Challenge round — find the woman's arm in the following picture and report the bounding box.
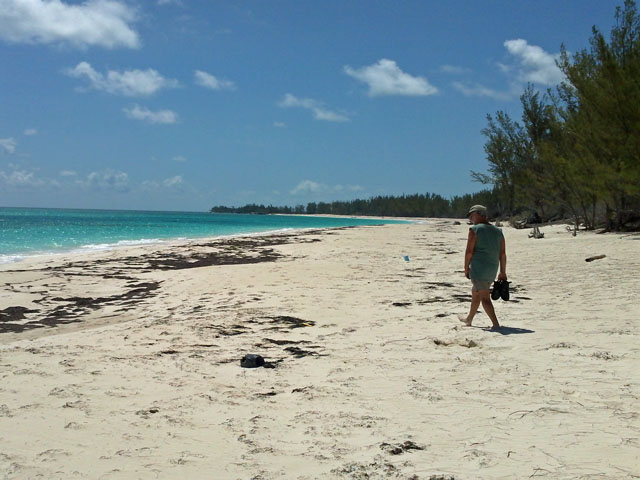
[498,236,507,280]
[464,229,476,279]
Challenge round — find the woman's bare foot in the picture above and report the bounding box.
[458,315,472,326]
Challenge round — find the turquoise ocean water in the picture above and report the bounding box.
[0,207,408,264]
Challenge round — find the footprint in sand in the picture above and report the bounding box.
[37,449,71,461]
[0,404,13,417]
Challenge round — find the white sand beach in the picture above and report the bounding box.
[0,221,638,479]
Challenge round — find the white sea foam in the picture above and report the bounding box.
[79,238,163,251]
[243,228,294,237]
[0,254,27,264]
[0,238,168,264]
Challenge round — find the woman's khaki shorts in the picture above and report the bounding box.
[471,279,492,292]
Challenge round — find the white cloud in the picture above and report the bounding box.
[446,40,562,100]
[123,105,179,124]
[0,137,17,154]
[439,64,470,75]
[290,180,364,196]
[452,81,516,101]
[0,168,44,187]
[278,94,349,122]
[0,0,139,49]
[335,184,364,193]
[59,170,77,177]
[503,39,564,86]
[23,128,38,136]
[142,175,185,191]
[291,180,323,195]
[172,155,187,163]
[344,59,438,97]
[80,169,129,192]
[194,70,235,90]
[273,122,286,128]
[157,0,182,5]
[497,62,511,75]
[65,62,179,96]
[162,175,183,188]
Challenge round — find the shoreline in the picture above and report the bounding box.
[0,221,638,478]
[0,226,311,266]
[0,225,354,343]
[0,210,411,266]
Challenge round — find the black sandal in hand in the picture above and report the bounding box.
[491,280,510,301]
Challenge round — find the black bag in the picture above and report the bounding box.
[241,354,265,368]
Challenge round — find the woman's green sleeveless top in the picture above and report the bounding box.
[470,223,503,281]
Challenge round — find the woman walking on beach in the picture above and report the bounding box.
[461,205,507,329]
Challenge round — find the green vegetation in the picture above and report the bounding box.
[213,2,639,230]
[475,0,640,231]
[211,190,498,218]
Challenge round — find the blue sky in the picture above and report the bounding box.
[0,0,620,211]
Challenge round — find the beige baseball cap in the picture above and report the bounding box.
[467,204,488,216]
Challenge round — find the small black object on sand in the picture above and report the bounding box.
[241,354,265,368]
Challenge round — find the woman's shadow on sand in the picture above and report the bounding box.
[483,326,534,335]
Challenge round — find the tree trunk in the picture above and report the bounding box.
[605,203,613,231]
